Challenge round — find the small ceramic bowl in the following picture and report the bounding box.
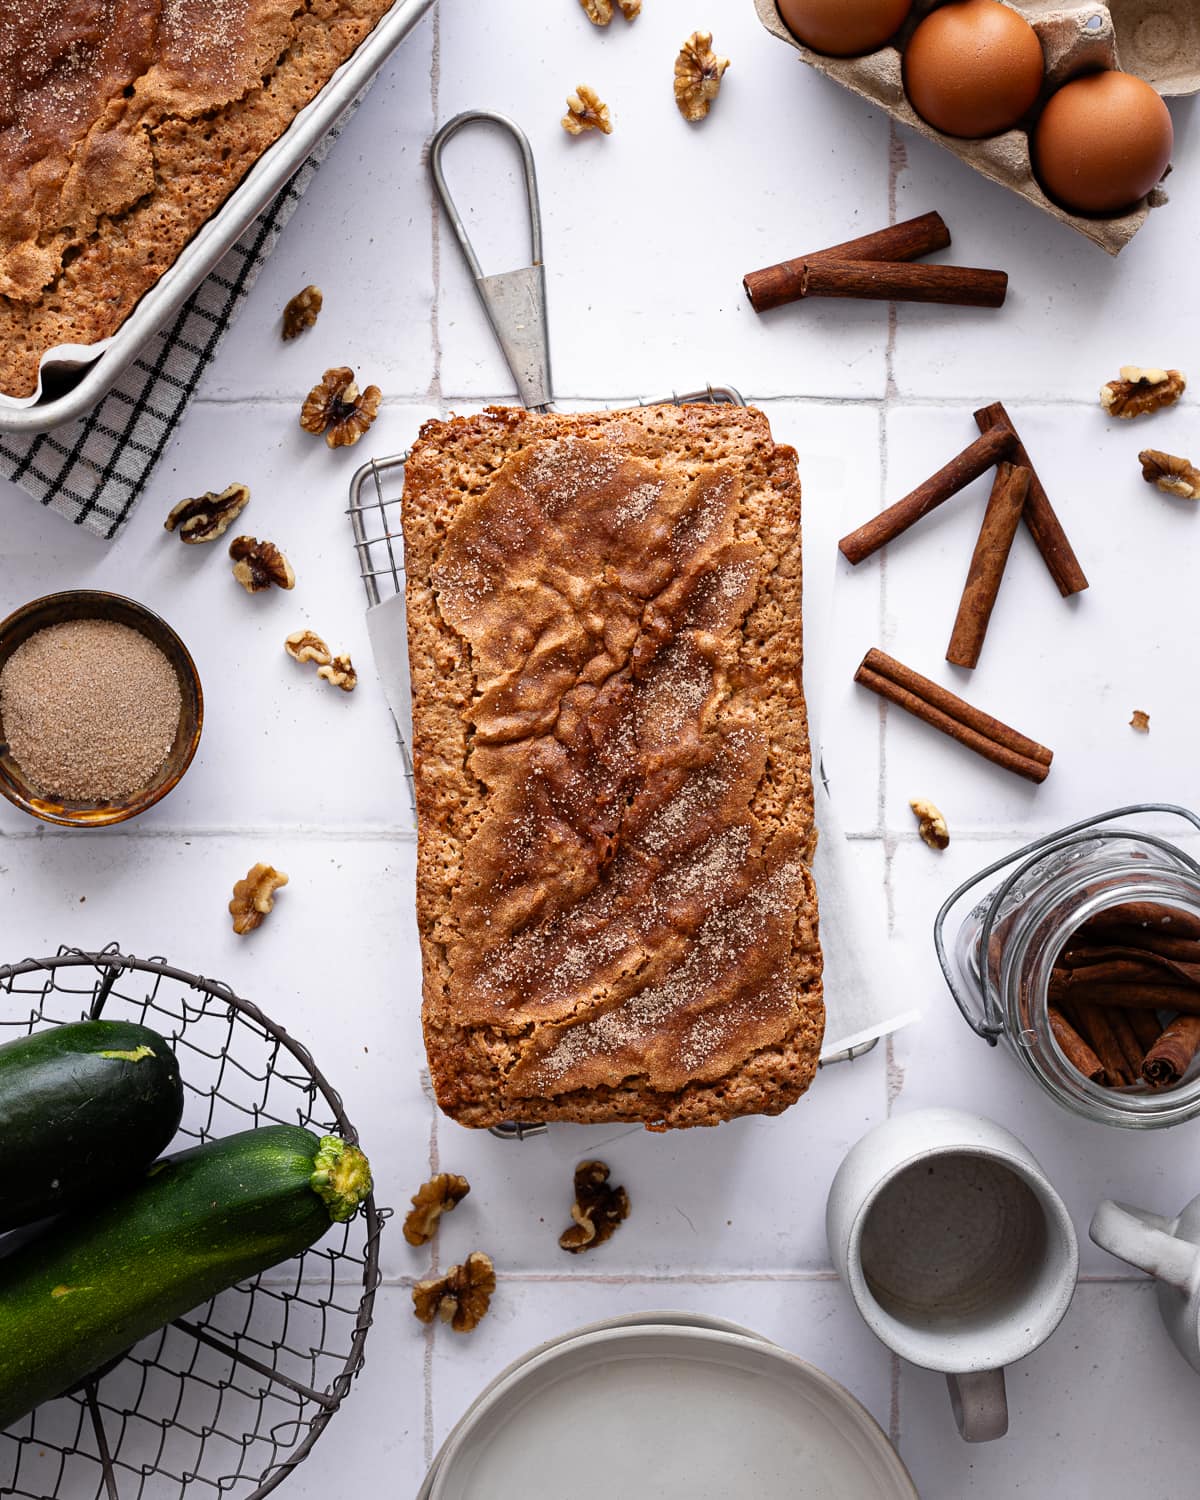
[0,590,203,828]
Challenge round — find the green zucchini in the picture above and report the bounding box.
[0,1019,184,1231]
[0,1124,372,1432]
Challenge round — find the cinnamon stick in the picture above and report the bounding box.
[853,648,1053,782]
[791,259,1007,309]
[1059,946,1200,988]
[1106,1006,1149,1078]
[1074,1003,1135,1086]
[1048,1006,1107,1085]
[974,402,1088,597]
[839,425,1016,565]
[1126,1007,1165,1053]
[1091,929,1200,962]
[946,462,1031,669]
[1081,904,1200,940]
[1142,1015,1200,1087]
[1054,980,1200,1015]
[744,211,951,312]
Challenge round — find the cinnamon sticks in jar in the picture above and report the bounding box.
[1047,903,1200,1091]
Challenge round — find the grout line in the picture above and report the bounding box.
[278,1268,1160,1289]
[422,8,442,1473]
[185,391,1144,410]
[426,0,442,409]
[883,118,904,1463]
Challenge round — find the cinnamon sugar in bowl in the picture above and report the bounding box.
[0,591,202,827]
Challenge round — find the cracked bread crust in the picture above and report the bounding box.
[0,0,394,399]
[403,403,824,1131]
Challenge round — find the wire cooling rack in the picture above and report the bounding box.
[0,947,383,1500]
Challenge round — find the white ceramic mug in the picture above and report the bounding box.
[826,1106,1078,1442]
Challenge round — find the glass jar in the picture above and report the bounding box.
[935,804,1200,1129]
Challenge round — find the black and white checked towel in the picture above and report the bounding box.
[0,111,354,542]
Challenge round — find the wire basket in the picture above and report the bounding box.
[0,947,384,1500]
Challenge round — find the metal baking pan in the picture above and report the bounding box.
[0,0,434,437]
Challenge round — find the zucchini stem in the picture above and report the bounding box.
[310,1135,372,1223]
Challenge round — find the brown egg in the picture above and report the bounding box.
[1035,71,1173,216]
[904,0,1044,139]
[777,0,912,57]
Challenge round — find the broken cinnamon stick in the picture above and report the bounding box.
[1048,1006,1107,1085]
[974,403,1088,597]
[1142,1015,1200,1087]
[839,425,1016,565]
[791,259,1007,309]
[743,211,952,312]
[853,647,1053,783]
[946,462,1031,669]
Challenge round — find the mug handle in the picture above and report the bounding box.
[946,1369,1008,1442]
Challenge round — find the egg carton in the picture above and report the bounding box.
[754,0,1197,254]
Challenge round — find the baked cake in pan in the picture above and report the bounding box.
[0,0,395,399]
[402,403,824,1130]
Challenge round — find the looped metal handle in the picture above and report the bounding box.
[428,110,552,412]
[429,109,544,279]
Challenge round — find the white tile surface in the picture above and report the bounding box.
[3,0,1198,1496]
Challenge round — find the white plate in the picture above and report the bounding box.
[429,1324,917,1500]
[417,1311,770,1500]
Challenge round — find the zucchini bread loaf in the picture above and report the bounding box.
[403,404,824,1130]
[0,0,394,399]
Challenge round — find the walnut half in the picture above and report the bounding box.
[403,1173,471,1246]
[282,285,323,340]
[1101,367,1186,419]
[230,536,295,593]
[229,863,289,935]
[577,0,640,23]
[285,629,333,666]
[412,1251,495,1332]
[300,366,382,448]
[316,653,357,692]
[910,798,949,851]
[559,1160,630,1253]
[164,482,250,544]
[562,84,613,136]
[674,31,730,122]
[1139,448,1200,499]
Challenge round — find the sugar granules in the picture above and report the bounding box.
[0,620,182,801]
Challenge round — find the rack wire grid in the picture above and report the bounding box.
[0,947,384,1500]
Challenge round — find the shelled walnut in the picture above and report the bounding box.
[229,863,289,935]
[282,285,323,340]
[910,798,949,851]
[1139,448,1200,499]
[299,366,381,448]
[578,0,640,22]
[403,1173,471,1246]
[229,536,295,593]
[412,1251,495,1332]
[164,482,250,543]
[562,83,613,135]
[284,629,333,666]
[674,31,729,122]
[1100,367,1186,419]
[1130,709,1151,734]
[316,653,357,692]
[559,1160,630,1253]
